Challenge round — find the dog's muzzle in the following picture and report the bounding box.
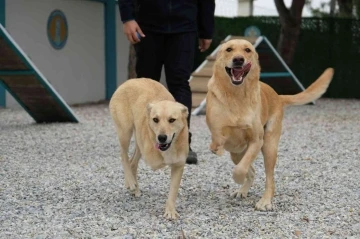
[225,61,252,86]
[155,134,175,151]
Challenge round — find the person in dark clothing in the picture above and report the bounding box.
[118,0,215,165]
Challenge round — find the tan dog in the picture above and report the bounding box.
[109,78,189,219]
[206,39,334,211]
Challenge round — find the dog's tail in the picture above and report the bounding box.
[280,68,334,106]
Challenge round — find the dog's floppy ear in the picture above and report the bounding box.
[147,103,154,114]
[177,103,188,118]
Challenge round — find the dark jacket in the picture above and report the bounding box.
[118,0,215,39]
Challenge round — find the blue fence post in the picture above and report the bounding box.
[0,0,6,107]
[104,0,117,100]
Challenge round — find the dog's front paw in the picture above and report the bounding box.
[230,188,248,199]
[131,188,141,197]
[164,205,179,220]
[255,197,273,211]
[125,178,140,197]
[210,143,224,156]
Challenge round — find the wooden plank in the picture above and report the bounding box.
[0,38,29,71]
[0,75,74,122]
[0,75,40,85]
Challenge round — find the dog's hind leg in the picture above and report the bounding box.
[255,113,283,211]
[111,103,138,196]
[116,126,138,195]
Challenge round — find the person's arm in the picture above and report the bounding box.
[118,0,135,23]
[118,0,145,44]
[197,0,215,39]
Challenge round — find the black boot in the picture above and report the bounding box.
[186,132,198,164]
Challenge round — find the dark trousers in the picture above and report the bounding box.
[134,31,196,128]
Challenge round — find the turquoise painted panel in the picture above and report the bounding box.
[0,0,6,107]
[105,0,117,100]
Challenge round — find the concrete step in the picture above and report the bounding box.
[192,92,206,108]
[190,76,210,93]
[192,69,213,78]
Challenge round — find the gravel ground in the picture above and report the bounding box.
[0,99,359,239]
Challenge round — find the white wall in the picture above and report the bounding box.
[238,1,251,16]
[215,0,238,17]
[5,0,105,108]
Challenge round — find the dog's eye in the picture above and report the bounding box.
[226,47,232,52]
[153,118,159,123]
[245,48,251,53]
[169,118,176,123]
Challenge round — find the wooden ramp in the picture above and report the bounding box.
[0,24,79,123]
[190,35,308,116]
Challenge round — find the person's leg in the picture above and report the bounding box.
[134,31,164,81]
[163,32,198,164]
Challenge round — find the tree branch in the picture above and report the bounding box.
[274,0,290,24]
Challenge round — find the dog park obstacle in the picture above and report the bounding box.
[0,24,79,123]
[190,35,309,116]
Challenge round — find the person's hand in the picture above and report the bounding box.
[123,20,145,44]
[198,39,212,52]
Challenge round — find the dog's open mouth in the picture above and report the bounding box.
[155,142,172,151]
[225,62,252,85]
[155,134,175,152]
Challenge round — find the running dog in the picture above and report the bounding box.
[205,39,334,211]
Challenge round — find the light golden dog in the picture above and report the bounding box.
[206,39,334,211]
[109,78,189,219]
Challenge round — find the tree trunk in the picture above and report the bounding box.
[330,0,336,16]
[337,0,353,17]
[274,0,305,66]
[127,44,137,79]
[356,0,360,18]
[276,25,301,65]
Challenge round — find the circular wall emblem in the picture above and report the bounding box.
[47,10,68,50]
[244,26,261,38]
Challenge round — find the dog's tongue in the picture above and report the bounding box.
[232,68,244,80]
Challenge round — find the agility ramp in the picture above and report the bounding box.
[190,35,309,116]
[0,24,79,123]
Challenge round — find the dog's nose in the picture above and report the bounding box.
[233,57,244,66]
[158,134,167,143]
